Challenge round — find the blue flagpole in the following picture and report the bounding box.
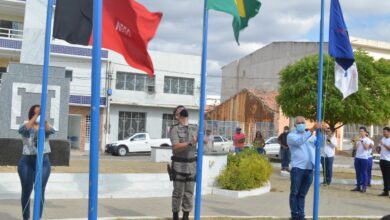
[32,0,54,219]
[194,0,208,219]
[313,0,325,219]
[88,0,102,219]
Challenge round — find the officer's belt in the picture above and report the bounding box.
[171,156,197,163]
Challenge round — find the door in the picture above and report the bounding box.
[68,115,82,149]
[128,133,149,152]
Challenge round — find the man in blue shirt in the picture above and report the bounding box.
[287,116,322,220]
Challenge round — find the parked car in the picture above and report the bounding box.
[105,133,171,156]
[373,153,380,164]
[212,135,233,152]
[264,136,280,158]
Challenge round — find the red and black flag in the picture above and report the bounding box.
[53,0,162,76]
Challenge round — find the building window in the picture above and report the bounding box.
[161,114,175,138]
[0,20,23,38]
[118,111,146,140]
[115,72,154,92]
[164,76,194,95]
[0,67,6,85]
[65,70,73,81]
[85,115,91,143]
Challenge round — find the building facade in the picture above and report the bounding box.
[219,38,390,149]
[106,51,201,144]
[0,0,201,151]
[220,38,390,102]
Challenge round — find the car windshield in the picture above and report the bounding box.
[266,137,278,144]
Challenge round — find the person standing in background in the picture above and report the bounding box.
[233,127,245,153]
[321,127,337,185]
[351,127,371,193]
[253,131,266,155]
[204,129,214,152]
[366,131,375,187]
[378,127,390,196]
[279,126,290,171]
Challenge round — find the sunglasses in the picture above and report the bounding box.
[296,122,305,124]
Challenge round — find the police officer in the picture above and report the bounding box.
[169,105,198,220]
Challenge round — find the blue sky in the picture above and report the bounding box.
[138,0,390,96]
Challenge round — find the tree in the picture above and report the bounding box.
[276,50,390,131]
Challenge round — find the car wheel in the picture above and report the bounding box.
[117,146,128,156]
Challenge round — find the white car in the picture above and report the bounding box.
[373,153,380,164]
[212,135,233,152]
[105,133,171,156]
[264,136,280,158]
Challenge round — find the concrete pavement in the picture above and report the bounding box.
[0,173,388,220]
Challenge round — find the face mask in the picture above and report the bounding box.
[35,115,40,124]
[296,123,306,132]
[284,130,289,133]
[179,109,189,118]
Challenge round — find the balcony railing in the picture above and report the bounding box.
[0,26,109,58]
[0,27,23,39]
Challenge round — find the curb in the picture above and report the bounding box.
[278,171,383,185]
[52,215,384,220]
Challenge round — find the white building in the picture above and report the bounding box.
[0,0,201,151]
[106,51,201,144]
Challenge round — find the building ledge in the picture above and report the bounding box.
[0,37,108,59]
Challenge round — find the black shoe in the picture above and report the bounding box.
[378,192,389,196]
[182,211,189,220]
[361,188,366,193]
[368,184,372,187]
[173,212,179,220]
[350,187,361,192]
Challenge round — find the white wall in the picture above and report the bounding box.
[108,50,201,109]
[109,104,199,142]
[51,56,107,97]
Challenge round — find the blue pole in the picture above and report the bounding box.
[313,0,325,219]
[194,0,208,219]
[32,0,53,219]
[88,0,102,219]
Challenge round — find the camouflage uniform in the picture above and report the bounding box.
[169,123,198,213]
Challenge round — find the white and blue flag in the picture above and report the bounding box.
[329,0,358,99]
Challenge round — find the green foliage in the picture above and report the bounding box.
[217,148,272,190]
[276,50,390,130]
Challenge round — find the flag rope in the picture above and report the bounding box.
[320,56,331,184]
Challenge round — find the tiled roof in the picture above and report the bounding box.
[244,88,279,112]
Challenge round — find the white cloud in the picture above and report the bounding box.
[138,0,390,95]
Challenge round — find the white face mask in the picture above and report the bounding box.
[35,115,40,124]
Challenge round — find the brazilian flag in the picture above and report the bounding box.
[207,0,261,44]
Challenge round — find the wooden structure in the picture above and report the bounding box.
[206,89,288,141]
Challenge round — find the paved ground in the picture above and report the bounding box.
[0,151,388,219]
[0,172,389,220]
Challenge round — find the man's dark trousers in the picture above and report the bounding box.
[290,167,313,220]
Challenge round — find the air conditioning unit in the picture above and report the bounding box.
[147,85,155,93]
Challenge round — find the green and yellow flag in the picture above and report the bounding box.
[206,0,261,44]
